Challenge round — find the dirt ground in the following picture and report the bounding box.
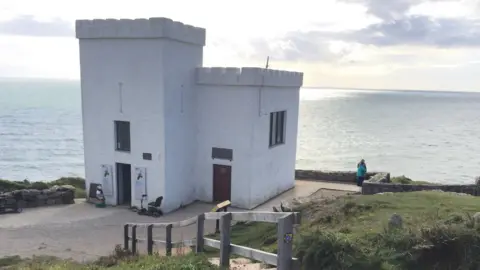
[0,180,359,262]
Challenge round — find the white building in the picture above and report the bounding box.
[76,17,303,213]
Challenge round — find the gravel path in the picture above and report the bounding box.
[0,200,218,262]
[0,180,358,262]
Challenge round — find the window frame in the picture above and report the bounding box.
[114,120,131,152]
[269,110,287,148]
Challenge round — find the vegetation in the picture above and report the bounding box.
[0,177,86,198]
[2,174,477,269]
[214,191,480,270]
[0,245,217,270]
[390,175,432,185]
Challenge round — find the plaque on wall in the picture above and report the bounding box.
[134,167,147,200]
[212,147,233,161]
[101,164,114,196]
[143,153,152,160]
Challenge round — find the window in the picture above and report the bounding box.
[115,121,131,152]
[269,111,286,147]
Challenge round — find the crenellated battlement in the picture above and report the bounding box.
[75,17,206,46]
[196,67,303,87]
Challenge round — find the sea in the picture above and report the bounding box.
[1,79,479,184]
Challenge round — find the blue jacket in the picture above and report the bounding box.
[357,164,367,177]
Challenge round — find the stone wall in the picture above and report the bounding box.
[0,185,75,209]
[295,169,387,184]
[362,182,480,196]
[295,169,479,196]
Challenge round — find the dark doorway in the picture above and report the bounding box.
[213,164,232,202]
[116,163,132,205]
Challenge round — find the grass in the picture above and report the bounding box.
[0,177,86,198]
[0,245,218,270]
[390,175,433,185]
[213,191,480,269]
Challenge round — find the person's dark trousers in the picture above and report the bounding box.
[357,176,365,187]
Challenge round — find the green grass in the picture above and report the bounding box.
[390,175,432,185]
[0,246,218,270]
[0,177,86,198]
[217,191,480,269]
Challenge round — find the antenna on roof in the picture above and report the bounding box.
[265,56,270,69]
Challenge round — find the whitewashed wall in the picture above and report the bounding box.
[79,38,167,207]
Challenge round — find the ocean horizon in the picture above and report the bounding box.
[1,79,479,184]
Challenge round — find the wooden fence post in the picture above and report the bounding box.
[131,225,137,255]
[196,214,205,253]
[166,224,173,256]
[124,224,129,250]
[277,213,294,270]
[219,213,232,268]
[147,224,153,255]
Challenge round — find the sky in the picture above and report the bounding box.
[0,0,480,91]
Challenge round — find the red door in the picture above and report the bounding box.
[213,164,232,202]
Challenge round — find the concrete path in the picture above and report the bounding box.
[255,180,360,211]
[0,180,358,262]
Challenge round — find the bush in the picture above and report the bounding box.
[391,176,414,184]
[50,177,85,190]
[0,177,86,199]
[295,231,381,270]
[391,176,432,185]
[0,179,28,192]
[75,188,87,199]
[30,181,49,190]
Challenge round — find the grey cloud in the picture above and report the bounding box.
[340,0,418,20]
[339,0,455,20]
[344,16,480,47]
[248,0,478,62]
[0,16,74,37]
[248,33,351,62]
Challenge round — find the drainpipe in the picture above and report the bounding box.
[118,82,124,114]
[258,74,265,117]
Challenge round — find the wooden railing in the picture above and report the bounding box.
[124,211,301,270]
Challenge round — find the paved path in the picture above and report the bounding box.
[0,180,358,261]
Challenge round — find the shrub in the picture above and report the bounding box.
[391,176,414,184]
[30,181,49,190]
[0,179,28,192]
[50,177,85,189]
[295,230,383,270]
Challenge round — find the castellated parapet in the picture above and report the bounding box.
[196,67,303,87]
[75,17,206,46]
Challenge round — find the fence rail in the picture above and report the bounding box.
[124,211,301,270]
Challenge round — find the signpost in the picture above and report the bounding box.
[212,200,231,233]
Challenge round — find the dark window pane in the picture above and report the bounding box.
[269,113,274,146]
[115,121,131,151]
[269,110,287,147]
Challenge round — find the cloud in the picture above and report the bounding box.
[247,0,480,62]
[339,0,455,21]
[0,16,74,37]
[248,36,336,62]
[344,16,480,47]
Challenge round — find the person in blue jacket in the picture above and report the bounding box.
[357,159,367,186]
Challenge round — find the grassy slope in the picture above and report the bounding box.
[0,177,86,198]
[221,191,480,269]
[0,249,218,270]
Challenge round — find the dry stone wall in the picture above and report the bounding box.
[0,185,76,209]
[295,169,387,184]
[295,169,479,196]
[362,182,480,195]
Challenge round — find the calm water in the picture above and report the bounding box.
[1,79,479,184]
